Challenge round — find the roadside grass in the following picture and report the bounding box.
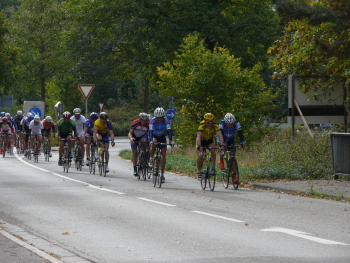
[119,127,343,183]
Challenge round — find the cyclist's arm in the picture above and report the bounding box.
[237,128,245,145]
[128,128,134,141]
[216,130,225,146]
[93,128,98,142]
[72,126,78,138]
[109,129,114,141]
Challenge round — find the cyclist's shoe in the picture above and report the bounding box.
[149,157,153,167]
[31,149,34,154]
[86,158,90,166]
[105,166,110,173]
[232,173,238,183]
[49,152,52,157]
[161,175,165,183]
[197,172,203,180]
[218,159,225,170]
[58,158,63,166]
[82,159,85,166]
[95,152,99,159]
[133,171,138,177]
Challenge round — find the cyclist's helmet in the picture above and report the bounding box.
[45,116,52,122]
[27,114,34,121]
[99,112,108,120]
[0,112,5,117]
[154,107,165,117]
[5,113,11,118]
[17,110,23,116]
[27,112,32,117]
[34,115,40,122]
[148,114,152,121]
[90,112,98,120]
[73,108,81,114]
[224,113,235,124]
[204,113,215,122]
[2,117,8,122]
[139,112,148,120]
[63,111,71,119]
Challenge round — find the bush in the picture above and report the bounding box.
[251,126,334,179]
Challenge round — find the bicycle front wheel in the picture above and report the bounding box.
[232,157,240,190]
[208,171,216,192]
[153,158,159,187]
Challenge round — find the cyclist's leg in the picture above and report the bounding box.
[149,136,158,165]
[30,134,35,153]
[131,138,138,176]
[209,141,217,174]
[95,133,102,158]
[37,134,42,152]
[86,137,91,163]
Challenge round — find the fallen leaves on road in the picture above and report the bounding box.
[61,232,69,235]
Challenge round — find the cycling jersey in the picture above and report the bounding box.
[29,120,43,135]
[197,120,220,141]
[130,119,149,138]
[149,117,172,141]
[0,121,13,134]
[219,120,241,142]
[57,118,76,135]
[14,115,24,131]
[42,119,56,132]
[84,119,95,136]
[94,119,113,135]
[71,115,86,136]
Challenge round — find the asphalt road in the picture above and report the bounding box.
[0,138,349,263]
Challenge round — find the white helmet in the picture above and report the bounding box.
[73,108,81,114]
[34,115,40,122]
[45,116,52,122]
[27,112,32,117]
[5,113,11,118]
[139,112,148,120]
[224,113,235,123]
[154,107,165,117]
[148,114,152,121]
[17,111,23,116]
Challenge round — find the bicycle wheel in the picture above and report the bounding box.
[63,147,69,172]
[99,151,106,176]
[208,169,216,191]
[153,158,159,187]
[158,155,163,188]
[136,151,142,180]
[232,157,240,190]
[46,139,51,162]
[89,147,95,174]
[141,152,147,181]
[2,139,6,158]
[75,146,82,171]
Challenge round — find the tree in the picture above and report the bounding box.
[270,0,350,95]
[8,0,72,105]
[157,34,276,145]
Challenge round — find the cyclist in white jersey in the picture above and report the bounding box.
[70,108,87,165]
[29,115,43,154]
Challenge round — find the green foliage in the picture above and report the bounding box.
[157,34,276,146]
[241,163,302,180]
[250,126,334,179]
[271,0,350,95]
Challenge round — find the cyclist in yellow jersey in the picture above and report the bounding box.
[93,112,115,173]
[196,113,225,179]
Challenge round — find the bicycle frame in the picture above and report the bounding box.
[220,145,241,190]
[199,146,219,191]
[135,141,150,181]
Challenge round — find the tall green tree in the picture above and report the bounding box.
[270,0,350,95]
[8,0,73,105]
[157,34,276,145]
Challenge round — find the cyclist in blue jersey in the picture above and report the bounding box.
[218,113,245,182]
[149,107,173,183]
[83,112,98,166]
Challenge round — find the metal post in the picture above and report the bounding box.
[86,99,88,117]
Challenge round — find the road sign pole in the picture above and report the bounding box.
[85,99,88,117]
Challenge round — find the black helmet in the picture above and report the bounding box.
[100,112,108,120]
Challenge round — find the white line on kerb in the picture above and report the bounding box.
[137,197,176,207]
[260,227,349,245]
[192,211,245,223]
[0,229,64,263]
[15,152,125,195]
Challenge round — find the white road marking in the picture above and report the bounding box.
[137,197,176,207]
[260,227,349,245]
[0,229,64,263]
[15,152,126,195]
[192,211,245,223]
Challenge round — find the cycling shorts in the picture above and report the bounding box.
[152,134,167,149]
[98,132,110,144]
[200,138,214,148]
[131,134,148,149]
[60,132,73,139]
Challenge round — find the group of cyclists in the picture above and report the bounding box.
[1,106,245,184]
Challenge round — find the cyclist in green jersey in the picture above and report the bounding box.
[57,111,78,166]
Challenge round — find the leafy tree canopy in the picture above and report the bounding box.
[270,0,350,96]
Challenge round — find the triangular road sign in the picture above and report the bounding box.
[98,103,104,111]
[78,84,95,100]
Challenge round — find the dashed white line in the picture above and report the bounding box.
[192,211,245,223]
[137,197,177,207]
[15,152,126,195]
